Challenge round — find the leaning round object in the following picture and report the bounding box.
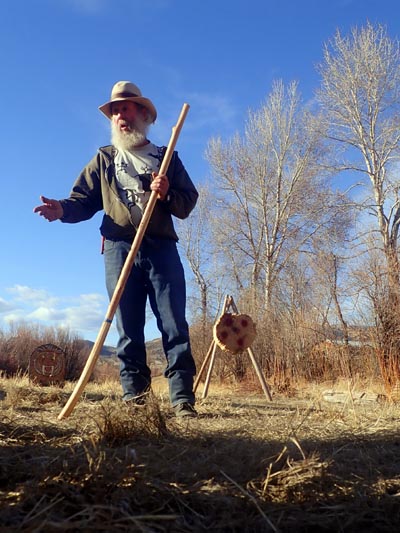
[213,313,257,354]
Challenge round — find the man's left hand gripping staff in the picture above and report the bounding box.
[33,196,64,222]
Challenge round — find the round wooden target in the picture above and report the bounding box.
[213,313,256,354]
[29,343,66,386]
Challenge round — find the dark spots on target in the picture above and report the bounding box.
[223,316,234,327]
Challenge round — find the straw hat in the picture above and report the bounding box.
[98,81,157,123]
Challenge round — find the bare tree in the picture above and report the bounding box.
[317,22,400,383]
[177,183,221,341]
[206,80,347,313]
[206,133,264,300]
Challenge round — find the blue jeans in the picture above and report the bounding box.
[103,237,196,407]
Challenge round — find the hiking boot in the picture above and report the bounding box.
[174,402,198,418]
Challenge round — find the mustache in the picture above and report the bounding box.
[111,120,149,149]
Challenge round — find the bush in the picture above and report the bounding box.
[0,322,89,380]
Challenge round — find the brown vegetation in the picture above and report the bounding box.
[0,324,89,381]
[1,373,399,532]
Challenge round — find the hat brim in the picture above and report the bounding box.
[99,96,157,123]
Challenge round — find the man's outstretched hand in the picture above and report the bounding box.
[33,196,64,222]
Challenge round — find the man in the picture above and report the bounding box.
[34,81,198,417]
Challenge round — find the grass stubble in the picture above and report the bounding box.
[0,375,399,532]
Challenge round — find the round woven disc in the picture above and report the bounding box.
[213,313,256,354]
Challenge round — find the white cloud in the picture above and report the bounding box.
[0,285,160,344]
[6,284,57,305]
[153,90,238,150]
[0,286,110,341]
[186,92,237,124]
[62,293,106,331]
[0,297,15,314]
[28,306,59,321]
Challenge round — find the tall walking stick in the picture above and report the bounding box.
[58,103,190,420]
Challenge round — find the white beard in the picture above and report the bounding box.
[111,116,149,151]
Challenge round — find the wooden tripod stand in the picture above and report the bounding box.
[193,295,272,401]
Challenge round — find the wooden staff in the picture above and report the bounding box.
[193,295,230,392]
[58,103,190,420]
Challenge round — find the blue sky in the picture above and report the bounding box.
[0,0,399,346]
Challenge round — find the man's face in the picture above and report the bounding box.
[110,100,149,149]
[111,100,142,133]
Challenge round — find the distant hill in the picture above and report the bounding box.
[81,340,117,358]
[82,338,163,364]
[145,338,164,363]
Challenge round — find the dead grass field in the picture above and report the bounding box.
[1,375,399,532]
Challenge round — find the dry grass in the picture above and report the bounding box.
[1,374,400,532]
